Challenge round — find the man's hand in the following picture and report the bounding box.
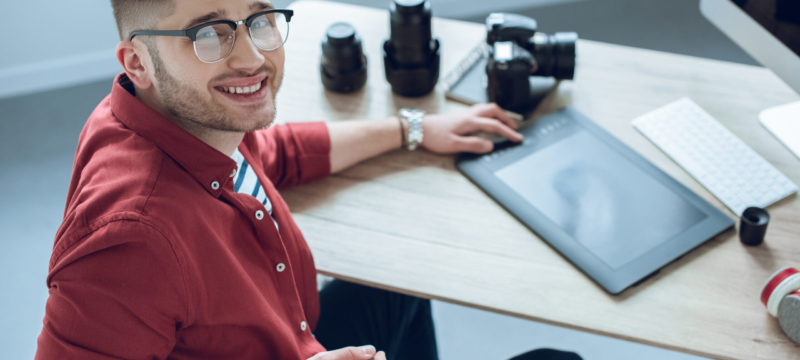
[421,103,523,154]
[307,345,387,360]
[328,102,523,172]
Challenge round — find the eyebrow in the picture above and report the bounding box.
[184,10,227,29]
[250,1,275,12]
[182,2,275,29]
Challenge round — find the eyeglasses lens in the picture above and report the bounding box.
[249,12,289,51]
[194,23,236,62]
[191,12,289,63]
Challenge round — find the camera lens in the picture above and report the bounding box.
[322,22,363,72]
[389,0,433,64]
[531,32,577,80]
[395,0,426,11]
[383,0,441,96]
[327,22,356,46]
[320,22,367,93]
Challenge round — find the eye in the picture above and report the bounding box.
[197,30,217,40]
[196,27,221,40]
[251,18,271,30]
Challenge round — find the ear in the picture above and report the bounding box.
[116,40,154,89]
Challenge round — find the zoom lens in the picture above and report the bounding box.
[530,32,577,80]
[389,0,433,64]
[383,0,440,96]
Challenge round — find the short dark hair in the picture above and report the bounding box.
[110,0,175,41]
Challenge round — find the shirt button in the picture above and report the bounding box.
[210,181,220,190]
[300,321,307,331]
[230,169,237,178]
[276,263,286,272]
[255,210,265,220]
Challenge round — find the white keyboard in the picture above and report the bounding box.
[632,98,798,216]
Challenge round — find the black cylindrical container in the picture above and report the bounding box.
[739,206,769,246]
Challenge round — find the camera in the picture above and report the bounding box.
[320,22,368,93]
[485,13,577,112]
[383,0,441,97]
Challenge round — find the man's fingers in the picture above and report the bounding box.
[340,345,377,359]
[307,345,377,360]
[468,117,524,142]
[471,103,518,129]
[374,351,387,360]
[453,136,494,154]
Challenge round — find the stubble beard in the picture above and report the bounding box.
[149,47,278,134]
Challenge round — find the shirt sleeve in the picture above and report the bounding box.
[243,122,331,189]
[36,219,187,360]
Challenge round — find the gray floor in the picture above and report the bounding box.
[0,0,754,358]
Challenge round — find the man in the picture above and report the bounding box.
[35,0,527,359]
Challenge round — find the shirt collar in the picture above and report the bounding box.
[109,73,238,197]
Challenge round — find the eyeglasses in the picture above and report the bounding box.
[129,9,294,63]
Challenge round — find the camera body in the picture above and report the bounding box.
[485,13,577,112]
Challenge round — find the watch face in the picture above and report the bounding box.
[401,108,424,117]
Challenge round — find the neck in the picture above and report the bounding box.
[136,86,244,157]
[177,122,245,157]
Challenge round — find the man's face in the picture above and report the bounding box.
[147,0,285,133]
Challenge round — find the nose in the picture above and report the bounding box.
[226,26,265,72]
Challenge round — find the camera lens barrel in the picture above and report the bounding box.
[320,22,367,93]
[531,32,577,80]
[383,0,441,97]
[389,0,433,64]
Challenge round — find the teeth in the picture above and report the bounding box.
[222,82,262,95]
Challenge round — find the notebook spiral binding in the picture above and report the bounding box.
[438,42,487,99]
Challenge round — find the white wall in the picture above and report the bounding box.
[0,1,121,99]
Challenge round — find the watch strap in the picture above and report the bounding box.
[400,108,424,151]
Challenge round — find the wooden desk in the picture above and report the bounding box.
[277,1,800,359]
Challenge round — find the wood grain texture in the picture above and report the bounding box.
[277,2,800,359]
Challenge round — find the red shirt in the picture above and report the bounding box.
[36,74,330,359]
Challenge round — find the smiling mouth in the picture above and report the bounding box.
[213,77,269,101]
[218,81,262,95]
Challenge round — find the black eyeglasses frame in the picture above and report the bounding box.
[128,8,294,48]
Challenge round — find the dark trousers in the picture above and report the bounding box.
[315,280,439,360]
[314,280,582,360]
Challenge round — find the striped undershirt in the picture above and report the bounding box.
[232,148,278,230]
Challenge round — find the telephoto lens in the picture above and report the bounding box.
[320,22,368,93]
[383,0,441,97]
[529,31,577,80]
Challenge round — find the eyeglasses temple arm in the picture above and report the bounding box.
[129,30,189,41]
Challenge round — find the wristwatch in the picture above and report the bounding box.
[400,108,424,151]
